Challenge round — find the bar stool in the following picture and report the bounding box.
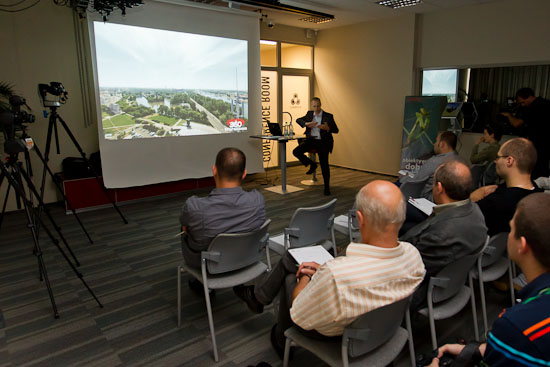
[301,148,323,186]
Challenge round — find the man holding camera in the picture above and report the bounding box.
[502,87,550,179]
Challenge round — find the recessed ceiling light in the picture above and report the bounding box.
[299,16,334,24]
[260,40,277,45]
[376,0,422,9]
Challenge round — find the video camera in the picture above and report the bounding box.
[0,95,36,154]
[38,82,68,108]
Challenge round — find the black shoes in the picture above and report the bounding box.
[188,278,215,297]
[324,187,331,196]
[233,285,264,314]
[306,162,317,175]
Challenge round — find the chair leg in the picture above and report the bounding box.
[177,266,182,327]
[283,337,291,367]
[266,246,272,271]
[202,262,219,362]
[469,274,479,341]
[508,259,515,306]
[406,308,416,367]
[428,314,438,351]
[478,270,488,339]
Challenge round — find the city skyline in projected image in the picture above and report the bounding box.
[93,22,248,140]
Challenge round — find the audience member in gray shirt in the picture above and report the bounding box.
[400,131,459,200]
[180,148,266,269]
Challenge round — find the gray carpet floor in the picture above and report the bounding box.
[0,165,511,366]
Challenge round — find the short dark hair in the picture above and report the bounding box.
[215,147,246,181]
[485,123,503,142]
[434,160,473,201]
[514,193,550,270]
[516,87,535,99]
[438,131,457,150]
[311,97,321,104]
[501,138,537,174]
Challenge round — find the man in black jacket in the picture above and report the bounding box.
[294,97,339,195]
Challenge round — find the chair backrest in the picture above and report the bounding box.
[400,176,429,199]
[343,296,411,358]
[483,161,498,186]
[481,232,509,268]
[204,219,270,274]
[347,209,360,242]
[429,252,480,303]
[470,162,487,189]
[287,199,337,248]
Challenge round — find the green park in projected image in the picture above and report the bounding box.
[100,89,248,140]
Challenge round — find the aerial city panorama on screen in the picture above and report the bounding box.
[94,22,248,140]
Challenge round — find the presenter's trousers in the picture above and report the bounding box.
[293,138,330,190]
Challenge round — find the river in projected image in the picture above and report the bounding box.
[94,22,248,140]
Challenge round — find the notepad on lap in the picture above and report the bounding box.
[288,245,334,265]
[408,197,436,216]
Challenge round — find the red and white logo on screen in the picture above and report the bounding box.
[227,118,245,128]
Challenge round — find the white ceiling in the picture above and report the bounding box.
[257,0,503,29]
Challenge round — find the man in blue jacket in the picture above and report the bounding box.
[427,192,550,366]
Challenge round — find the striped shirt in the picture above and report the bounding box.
[290,241,425,336]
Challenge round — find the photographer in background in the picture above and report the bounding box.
[501,87,550,179]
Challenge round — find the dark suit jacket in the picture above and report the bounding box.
[400,200,487,310]
[296,110,339,153]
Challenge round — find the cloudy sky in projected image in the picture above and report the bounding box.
[93,22,248,91]
[422,69,457,95]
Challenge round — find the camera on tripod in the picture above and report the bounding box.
[0,95,36,154]
[38,82,68,108]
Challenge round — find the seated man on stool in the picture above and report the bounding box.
[180,147,266,291]
[293,97,339,196]
[234,181,425,358]
[426,193,550,367]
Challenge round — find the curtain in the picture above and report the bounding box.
[468,65,550,104]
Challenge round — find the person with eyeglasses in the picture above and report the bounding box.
[470,138,543,236]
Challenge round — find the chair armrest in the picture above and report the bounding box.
[484,245,496,256]
[259,233,269,249]
[327,214,335,230]
[430,276,450,289]
[201,251,221,263]
[285,227,301,238]
[343,328,371,341]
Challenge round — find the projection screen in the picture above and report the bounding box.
[87,1,262,188]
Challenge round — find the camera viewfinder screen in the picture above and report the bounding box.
[93,22,248,140]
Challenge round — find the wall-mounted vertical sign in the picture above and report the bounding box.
[261,70,278,167]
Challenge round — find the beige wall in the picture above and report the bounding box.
[260,23,316,45]
[1,2,98,212]
[314,14,417,175]
[418,0,550,69]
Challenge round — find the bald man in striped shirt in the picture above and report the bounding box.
[234,181,425,357]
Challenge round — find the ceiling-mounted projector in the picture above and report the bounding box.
[228,0,334,21]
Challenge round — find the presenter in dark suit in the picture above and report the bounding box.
[294,97,339,195]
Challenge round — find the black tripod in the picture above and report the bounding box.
[0,153,103,318]
[38,105,128,227]
[0,132,93,248]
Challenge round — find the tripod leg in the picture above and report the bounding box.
[1,161,102,312]
[56,114,128,224]
[32,143,93,244]
[0,173,11,231]
[0,162,59,318]
[17,163,81,267]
